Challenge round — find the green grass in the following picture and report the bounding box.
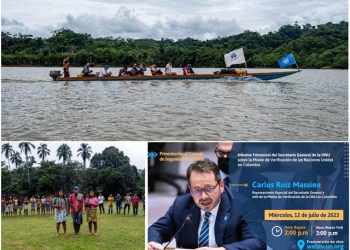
[2,206,145,250]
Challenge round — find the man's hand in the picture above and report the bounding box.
[196,247,226,250]
[148,241,163,250]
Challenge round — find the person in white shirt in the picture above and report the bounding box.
[99,65,112,77]
[165,61,177,75]
[123,194,131,214]
[150,64,163,76]
[97,193,105,214]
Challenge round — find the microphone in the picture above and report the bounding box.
[163,214,192,250]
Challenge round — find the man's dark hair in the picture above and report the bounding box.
[186,158,221,183]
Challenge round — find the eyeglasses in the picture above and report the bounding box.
[190,183,219,197]
[215,150,230,158]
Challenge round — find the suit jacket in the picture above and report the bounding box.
[148,189,266,250]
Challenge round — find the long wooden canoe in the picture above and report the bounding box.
[50,70,300,82]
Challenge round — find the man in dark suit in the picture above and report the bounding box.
[148,159,266,250]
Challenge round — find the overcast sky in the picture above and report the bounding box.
[1,141,146,169]
[1,0,348,40]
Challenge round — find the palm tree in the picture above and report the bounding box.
[77,143,92,168]
[28,156,36,166]
[37,143,50,162]
[57,144,72,165]
[10,151,22,168]
[2,143,14,168]
[19,142,35,188]
[19,142,35,162]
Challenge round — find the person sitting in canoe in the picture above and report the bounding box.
[82,63,96,77]
[138,64,147,75]
[130,64,141,76]
[183,64,194,75]
[150,64,163,76]
[99,64,112,77]
[165,61,177,75]
[118,66,130,76]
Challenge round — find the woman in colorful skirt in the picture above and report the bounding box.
[46,195,51,215]
[18,197,23,215]
[53,190,68,237]
[23,196,30,215]
[41,196,46,215]
[13,196,18,216]
[5,202,9,216]
[8,196,13,216]
[1,197,5,216]
[36,196,41,215]
[30,195,36,215]
[84,191,99,235]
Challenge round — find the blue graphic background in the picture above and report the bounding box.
[229,142,349,250]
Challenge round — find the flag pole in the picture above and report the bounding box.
[292,53,300,71]
[242,47,248,71]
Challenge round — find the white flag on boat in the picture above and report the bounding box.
[224,48,246,67]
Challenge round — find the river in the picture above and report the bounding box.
[1,67,348,141]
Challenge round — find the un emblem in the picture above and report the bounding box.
[283,58,289,64]
[231,53,237,61]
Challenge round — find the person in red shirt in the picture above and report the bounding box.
[131,193,140,216]
[182,64,195,75]
[84,191,99,235]
[69,186,84,234]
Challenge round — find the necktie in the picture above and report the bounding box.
[198,212,211,247]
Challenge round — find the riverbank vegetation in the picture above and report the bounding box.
[1,21,348,69]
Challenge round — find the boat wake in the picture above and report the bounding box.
[1,78,51,83]
[222,75,264,82]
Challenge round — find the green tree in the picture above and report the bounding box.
[19,142,35,162]
[2,143,14,168]
[1,164,12,194]
[89,146,143,195]
[57,144,72,165]
[37,143,50,162]
[10,151,22,168]
[19,142,35,188]
[1,21,348,68]
[90,146,130,169]
[1,144,144,197]
[77,143,92,169]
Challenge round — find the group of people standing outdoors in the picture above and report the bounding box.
[61,57,195,78]
[3,186,144,237]
[97,193,144,216]
[2,194,55,216]
[50,186,98,236]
